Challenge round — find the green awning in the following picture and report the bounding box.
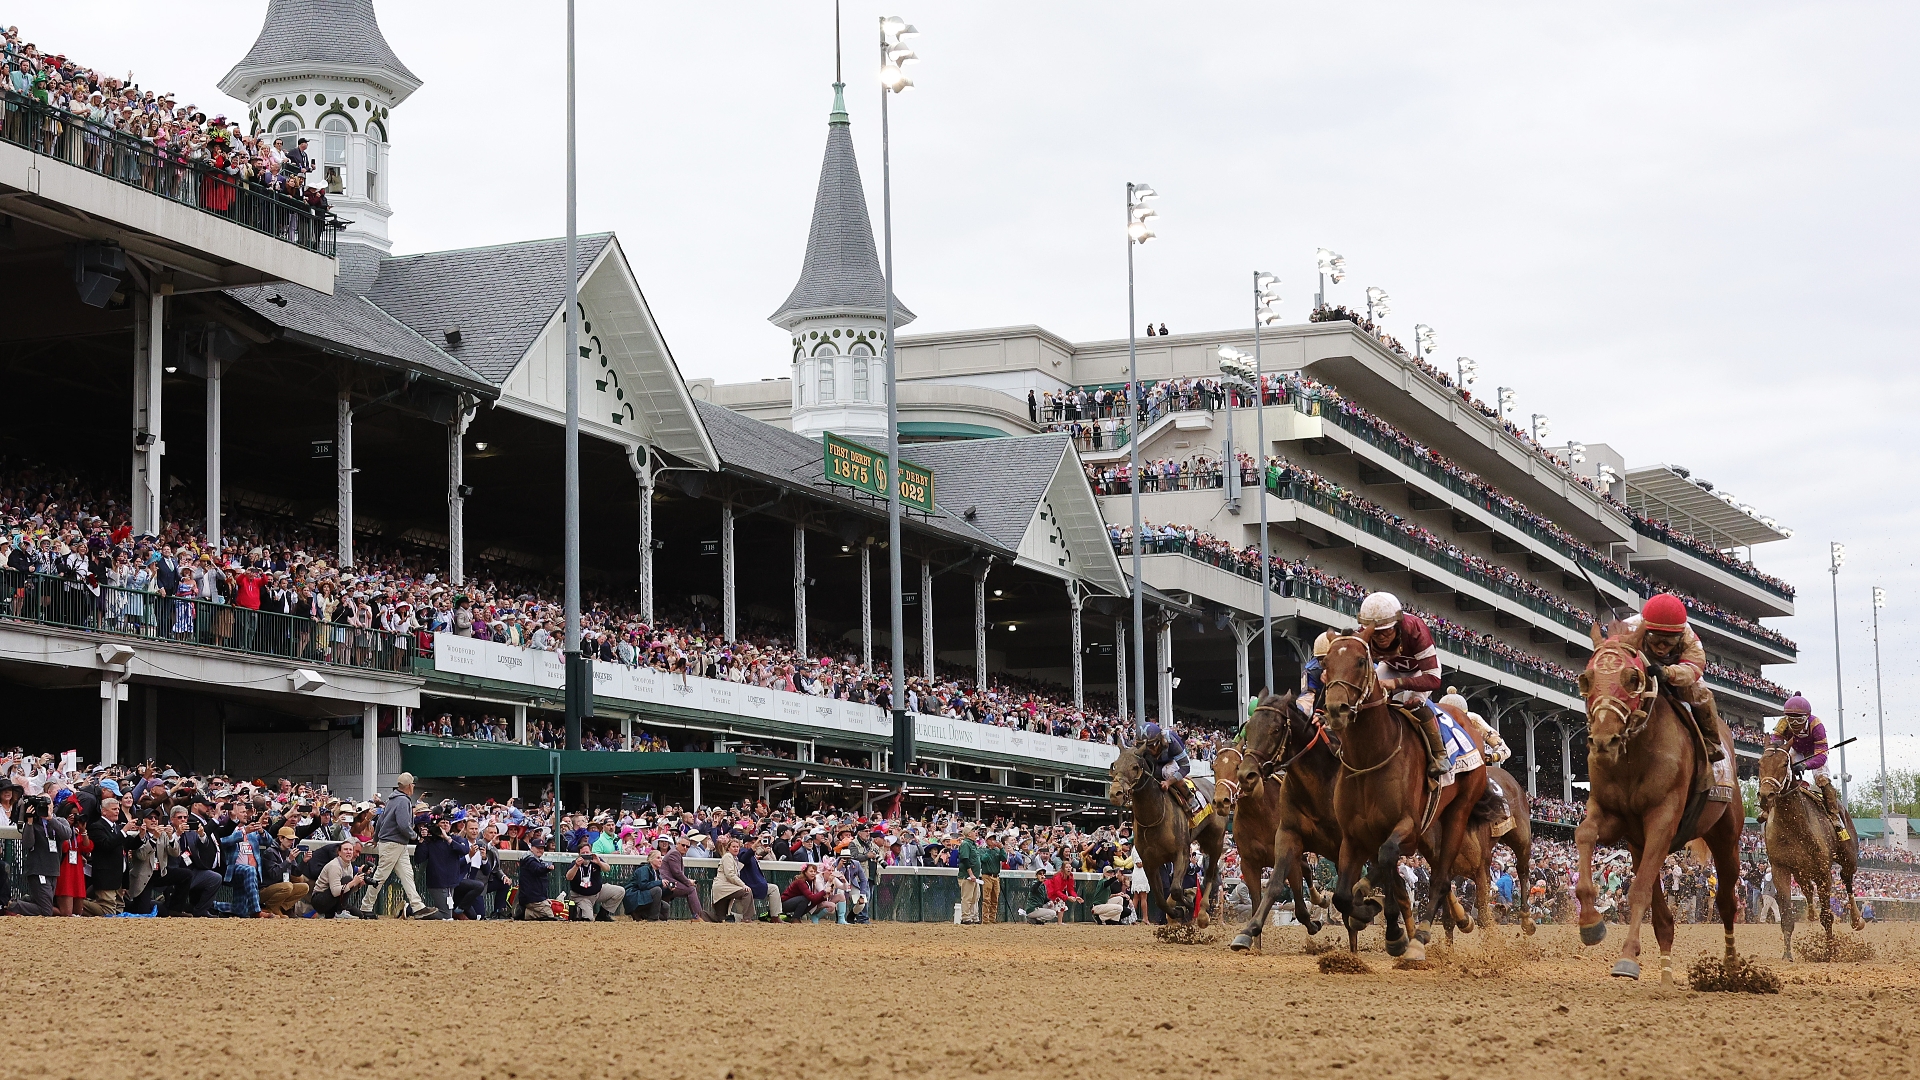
[898,422,1008,440]
[398,735,734,779]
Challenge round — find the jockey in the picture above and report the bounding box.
[1769,694,1850,840]
[1297,630,1336,716]
[1624,592,1726,763]
[1439,690,1510,764]
[1355,592,1451,780]
[1141,722,1208,825]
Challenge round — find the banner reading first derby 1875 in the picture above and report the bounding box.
[822,431,934,513]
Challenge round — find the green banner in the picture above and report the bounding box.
[823,432,934,513]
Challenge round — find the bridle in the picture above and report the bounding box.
[1321,635,1386,715]
[1115,752,1167,830]
[1581,639,1656,743]
[1756,746,1790,802]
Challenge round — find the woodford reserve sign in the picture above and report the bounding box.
[822,431,934,513]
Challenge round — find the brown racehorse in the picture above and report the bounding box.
[1228,692,1347,953]
[1318,635,1487,960]
[1437,763,1536,939]
[1758,745,1864,959]
[1108,744,1226,926]
[1575,621,1745,985]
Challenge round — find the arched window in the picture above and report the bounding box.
[273,114,301,136]
[368,119,387,142]
[321,115,350,194]
[850,343,873,401]
[818,359,836,402]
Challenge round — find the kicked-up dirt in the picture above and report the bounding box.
[0,918,1914,1079]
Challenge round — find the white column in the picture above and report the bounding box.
[1068,583,1084,709]
[143,687,158,762]
[635,449,654,623]
[1525,713,1539,798]
[1115,620,1128,724]
[692,768,703,811]
[921,558,934,681]
[859,544,873,670]
[973,566,988,692]
[621,715,632,750]
[1231,619,1256,708]
[721,502,737,642]
[362,703,380,801]
[337,390,354,568]
[205,358,222,548]
[447,397,470,585]
[1559,719,1574,803]
[793,525,808,656]
[99,673,125,766]
[1156,618,1174,723]
[513,702,528,744]
[131,293,165,535]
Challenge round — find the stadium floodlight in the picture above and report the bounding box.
[1831,541,1846,569]
[1216,345,1253,377]
[1829,539,1850,805]
[1314,248,1347,309]
[1875,586,1886,609]
[1414,323,1437,359]
[1565,441,1587,465]
[1128,184,1158,244]
[1531,413,1552,442]
[1123,180,1161,735]
[1455,356,1478,387]
[1597,463,1620,487]
[1256,272,1281,325]
[1873,584,1890,825]
[1495,386,1516,416]
[880,17,919,91]
[1364,286,1390,322]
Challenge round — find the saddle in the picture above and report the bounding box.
[1657,684,1733,853]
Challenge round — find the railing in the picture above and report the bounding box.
[0,568,411,673]
[1,88,336,257]
[1704,671,1788,706]
[1286,397,1795,655]
[1628,519,1795,601]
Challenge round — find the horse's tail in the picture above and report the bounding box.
[1469,785,1503,826]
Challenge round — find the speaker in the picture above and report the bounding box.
[69,242,125,308]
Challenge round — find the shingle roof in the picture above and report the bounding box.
[693,401,1003,553]
[905,435,1070,550]
[367,234,615,384]
[768,87,914,328]
[226,282,494,395]
[223,0,419,86]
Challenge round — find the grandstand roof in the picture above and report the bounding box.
[693,400,1006,554]
[1624,464,1791,547]
[220,0,421,100]
[768,85,913,329]
[225,284,496,396]
[368,234,617,385]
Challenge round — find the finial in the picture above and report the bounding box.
[830,81,848,125]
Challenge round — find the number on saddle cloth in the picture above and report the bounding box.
[1433,712,1482,787]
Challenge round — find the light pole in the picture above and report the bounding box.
[1364,286,1389,325]
[880,14,918,772]
[1314,248,1345,311]
[1254,272,1280,694]
[1126,181,1158,733]
[1495,386,1516,418]
[1873,585,1888,833]
[561,0,587,763]
[1455,356,1477,391]
[1413,323,1436,361]
[1830,541,1849,806]
[1530,413,1552,444]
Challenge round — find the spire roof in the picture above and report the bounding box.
[220,0,420,102]
[769,84,914,329]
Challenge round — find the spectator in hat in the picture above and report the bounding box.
[255,826,310,918]
[565,837,623,921]
[358,771,437,919]
[708,835,753,922]
[978,832,1007,924]
[515,832,558,920]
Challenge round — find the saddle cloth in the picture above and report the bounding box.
[1435,712,1483,790]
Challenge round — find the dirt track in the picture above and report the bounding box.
[3,918,1915,1080]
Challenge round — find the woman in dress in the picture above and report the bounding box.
[171,571,198,639]
[54,799,90,916]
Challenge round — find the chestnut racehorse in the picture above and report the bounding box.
[1318,635,1486,960]
[1228,692,1347,953]
[1575,621,1744,985]
[1208,741,1294,925]
[1758,745,1863,959]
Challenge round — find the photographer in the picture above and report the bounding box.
[256,827,310,918]
[311,838,369,918]
[9,793,67,916]
[123,806,178,915]
[81,796,135,916]
[456,819,506,919]
[414,816,465,920]
[514,832,557,920]
[161,803,225,917]
[565,837,623,921]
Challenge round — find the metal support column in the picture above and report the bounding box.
[205,358,221,548]
[860,544,873,670]
[692,768,702,811]
[1559,719,1574,803]
[1068,583,1084,709]
[143,687,158,763]
[1115,620,1128,724]
[337,389,354,568]
[793,525,808,656]
[1525,713,1539,797]
[513,703,528,744]
[630,447,654,622]
[447,395,470,585]
[1230,618,1256,710]
[99,673,125,766]
[721,502,737,642]
[362,703,380,802]
[921,557,934,681]
[972,564,988,691]
[1156,617,1174,723]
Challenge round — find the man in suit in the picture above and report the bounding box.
[661,834,716,921]
[160,804,225,916]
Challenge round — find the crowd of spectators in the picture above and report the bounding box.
[1,25,333,226]
[1528,795,1586,825]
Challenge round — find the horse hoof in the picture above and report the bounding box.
[1385,931,1409,958]
[1230,934,1254,953]
[1611,959,1641,980]
[1404,938,1426,962]
[1522,919,1537,937]
[1415,928,1431,945]
[1306,920,1324,936]
[1457,919,1474,935]
[1580,921,1608,947]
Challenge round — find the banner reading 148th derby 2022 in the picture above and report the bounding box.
[822,431,934,514]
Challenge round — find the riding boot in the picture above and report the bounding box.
[1693,692,1727,762]
[1415,706,1450,780]
[1816,776,1850,841]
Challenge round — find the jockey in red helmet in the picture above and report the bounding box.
[1355,592,1452,780]
[1626,592,1726,763]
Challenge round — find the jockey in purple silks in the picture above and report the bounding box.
[1766,694,1849,840]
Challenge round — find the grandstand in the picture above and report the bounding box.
[0,0,1796,825]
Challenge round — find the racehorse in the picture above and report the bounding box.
[1575,619,1745,985]
[1758,745,1864,959]
[1437,763,1536,940]
[1226,692,1347,953]
[1318,635,1488,960]
[1108,744,1226,926]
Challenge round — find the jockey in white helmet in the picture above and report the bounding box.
[1355,592,1451,780]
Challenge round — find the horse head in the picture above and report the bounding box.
[1108,747,1150,807]
[1578,620,1654,761]
[1319,634,1381,731]
[1757,744,1791,811]
[1238,691,1299,795]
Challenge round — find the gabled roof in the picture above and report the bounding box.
[768,85,913,329]
[225,282,496,396]
[693,400,1003,553]
[906,435,1068,550]
[368,234,616,384]
[220,0,420,100]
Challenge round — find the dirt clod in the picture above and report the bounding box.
[1794,934,1876,963]
[1687,954,1783,993]
[1153,924,1218,945]
[1319,951,1373,974]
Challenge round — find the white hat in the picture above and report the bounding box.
[1357,592,1403,629]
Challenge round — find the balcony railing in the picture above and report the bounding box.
[0,568,409,673]
[1628,519,1795,601]
[2,88,337,257]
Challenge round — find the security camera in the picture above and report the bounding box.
[133,431,157,451]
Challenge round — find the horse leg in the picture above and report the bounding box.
[1816,873,1835,959]
[1232,838,1288,953]
[1168,844,1193,925]
[1507,832,1537,936]
[1708,822,1742,961]
[1420,798,1472,948]
[1780,871,1796,960]
[1616,807,1681,980]
[1838,844,1865,932]
[1196,827,1225,930]
[1574,813,1607,946]
[1372,832,1419,960]
[1648,879,1677,988]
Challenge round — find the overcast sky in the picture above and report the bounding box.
[41,2,1920,778]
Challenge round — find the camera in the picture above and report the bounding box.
[20,794,49,817]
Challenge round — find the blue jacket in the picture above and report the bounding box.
[517,853,553,905]
[415,835,466,890]
[625,861,664,902]
[1149,729,1191,777]
[218,827,267,882]
[738,849,769,897]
